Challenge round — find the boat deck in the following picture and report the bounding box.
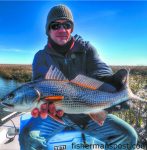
[0,114,20,150]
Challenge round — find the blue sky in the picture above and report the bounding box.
[0,1,147,65]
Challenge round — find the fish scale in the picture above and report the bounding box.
[32,80,130,114]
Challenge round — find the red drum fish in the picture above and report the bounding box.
[1,66,146,114]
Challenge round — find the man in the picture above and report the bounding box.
[19,4,138,150]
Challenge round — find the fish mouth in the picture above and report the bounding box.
[1,102,14,108]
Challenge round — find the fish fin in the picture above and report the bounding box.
[44,96,64,101]
[120,69,130,87]
[45,65,68,81]
[70,74,103,90]
[130,94,147,103]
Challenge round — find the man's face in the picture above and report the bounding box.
[49,20,73,46]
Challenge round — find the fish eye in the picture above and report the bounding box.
[8,93,14,99]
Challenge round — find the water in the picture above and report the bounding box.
[0,77,22,121]
[0,77,22,99]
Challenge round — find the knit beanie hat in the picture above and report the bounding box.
[46,4,74,36]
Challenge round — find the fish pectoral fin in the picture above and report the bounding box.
[70,74,103,90]
[44,96,64,101]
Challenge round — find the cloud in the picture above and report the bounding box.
[99,10,118,17]
[0,46,34,54]
[1,48,25,52]
[77,10,119,24]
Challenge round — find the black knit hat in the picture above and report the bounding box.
[46,4,74,36]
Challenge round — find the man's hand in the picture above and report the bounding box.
[31,66,65,124]
[89,111,107,126]
[31,103,65,124]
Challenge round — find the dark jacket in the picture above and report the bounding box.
[32,35,113,126]
[33,35,113,81]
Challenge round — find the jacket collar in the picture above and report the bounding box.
[45,35,85,57]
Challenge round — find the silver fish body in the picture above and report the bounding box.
[30,80,129,114]
[1,68,145,114]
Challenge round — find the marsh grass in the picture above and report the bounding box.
[0,64,147,82]
[0,64,32,82]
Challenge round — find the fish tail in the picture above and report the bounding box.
[121,69,146,103]
[129,93,147,103]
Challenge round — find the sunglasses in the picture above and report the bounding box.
[50,21,72,30]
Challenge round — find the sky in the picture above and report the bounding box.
[0,1,147,66]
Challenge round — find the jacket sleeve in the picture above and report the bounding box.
[86,42,113,79]
[85,43,121,91]
[32,50,49,80]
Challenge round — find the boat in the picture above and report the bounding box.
[0,113,104,150]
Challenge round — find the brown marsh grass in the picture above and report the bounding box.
[0,64,32,82]
[0,64,147,82]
